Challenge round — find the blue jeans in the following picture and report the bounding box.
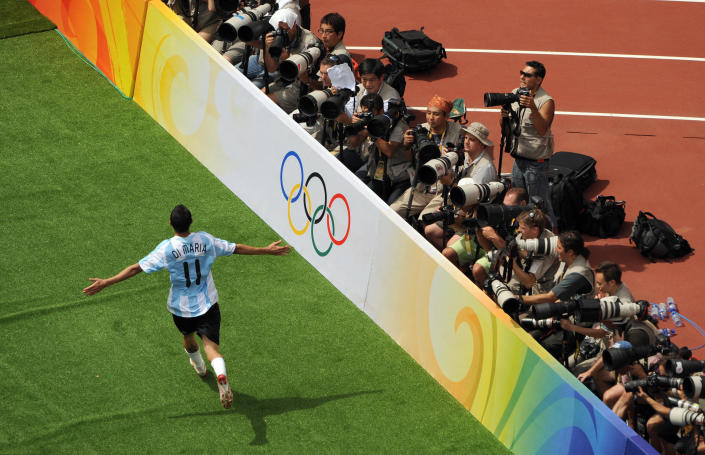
[512,157,557,229]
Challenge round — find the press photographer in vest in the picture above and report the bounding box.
[517,230,594,306]
[389,95,463,218]
[501,61,557,228]
[503,208,559,296]
[349,95,410,204]
[422,122,498,251]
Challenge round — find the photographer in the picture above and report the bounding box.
[349,95,410,204]
[517,230,593,306]
[299,12,350,91]
[501,61,557,227]
[422,122,498,250]
[290,54,356,153]
[349,59,401,120]
[635,385,686,453]
[505,208,558,295]
[168,0,224,43]
[443,187,528,273]
[389,95,463,218]
[236,8,320,110]
[595,261,634,301]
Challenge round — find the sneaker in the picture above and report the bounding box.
[217,374,233,409]
[190,358,207,377]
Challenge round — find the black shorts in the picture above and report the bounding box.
[172,303,221,345]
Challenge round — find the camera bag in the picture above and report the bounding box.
[630,211,693,261]
[578,195,626,238]
[381,27,446,73]
[546,152,597,231]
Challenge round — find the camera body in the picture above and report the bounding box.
[409,125,440,163]
[268,27,290,58]
[343,112,374,137]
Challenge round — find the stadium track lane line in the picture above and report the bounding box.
[347,46,705,62]
[408,107,705,122]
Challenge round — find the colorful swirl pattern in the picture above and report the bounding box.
[29,0,149,96]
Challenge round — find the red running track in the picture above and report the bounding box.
[310,0,705,350]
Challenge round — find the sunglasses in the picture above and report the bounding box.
[520,70,537,78]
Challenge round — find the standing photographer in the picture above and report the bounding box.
[501,61,557,228]
[389,95,462,218]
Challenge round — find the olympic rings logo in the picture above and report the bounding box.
[280,151,351,257]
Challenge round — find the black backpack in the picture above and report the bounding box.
[381,27,446,73]
[578,195,626,238]
[547,152,597,232]
[382,60,406,97]
[630,211,693,261]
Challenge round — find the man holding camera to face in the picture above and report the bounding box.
[501,61,557,228]
[347,94,410,204]
[389,95,463,218]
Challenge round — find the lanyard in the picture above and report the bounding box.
[429,127,447,153]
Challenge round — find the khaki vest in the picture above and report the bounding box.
[513,86,554,160]
[554,255,594,297]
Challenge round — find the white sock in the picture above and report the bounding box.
[211,357,227,378]
[185,348,205,369]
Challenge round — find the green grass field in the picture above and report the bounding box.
[0,3,509,453]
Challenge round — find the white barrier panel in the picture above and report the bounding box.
[133,2,655,454]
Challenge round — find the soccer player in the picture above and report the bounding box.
[82,205,290,409]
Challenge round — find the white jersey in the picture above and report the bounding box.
[138,231,236,317]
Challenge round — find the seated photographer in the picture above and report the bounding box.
[491,208,558,296]
[595,261,634,301]
[444,187,528,274]
[422,122,498,251]
[574,303,660,398]
[389,95,463,219]
[168,0,224,43]
[634,385,690,455]
[517,230,594,307]
[347,59,401,121]
[304,12,350,91]
[349,96,410,204]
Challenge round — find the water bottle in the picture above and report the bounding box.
[658,302,668,321]
[660,328,676,337]
[650,303,660,320]
[667,297,684,327]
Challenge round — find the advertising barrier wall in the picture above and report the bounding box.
[29,0,149,96]
[55,1,657,453]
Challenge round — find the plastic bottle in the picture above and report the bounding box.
[667,297,684,327]
[650,303,660,320]
[658,302,668,321]
[660,328,676,337]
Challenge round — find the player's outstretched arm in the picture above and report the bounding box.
[235,240,291,256]
[83,263,143,296]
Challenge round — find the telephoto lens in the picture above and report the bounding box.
[669,407,705,427]
[279,46,321,82]
[216,3,273,41]
[298,89,332,116]
[417,152,459,185]
[449,181,504,209]
[684,375,705,400]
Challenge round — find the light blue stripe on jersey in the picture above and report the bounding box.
[139,231,236,317]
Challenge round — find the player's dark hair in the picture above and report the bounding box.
[359,58,385,77]
[596,261,622,284]
[171,205,192,233]
[320,12,345,38]
[526,60,546,79]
